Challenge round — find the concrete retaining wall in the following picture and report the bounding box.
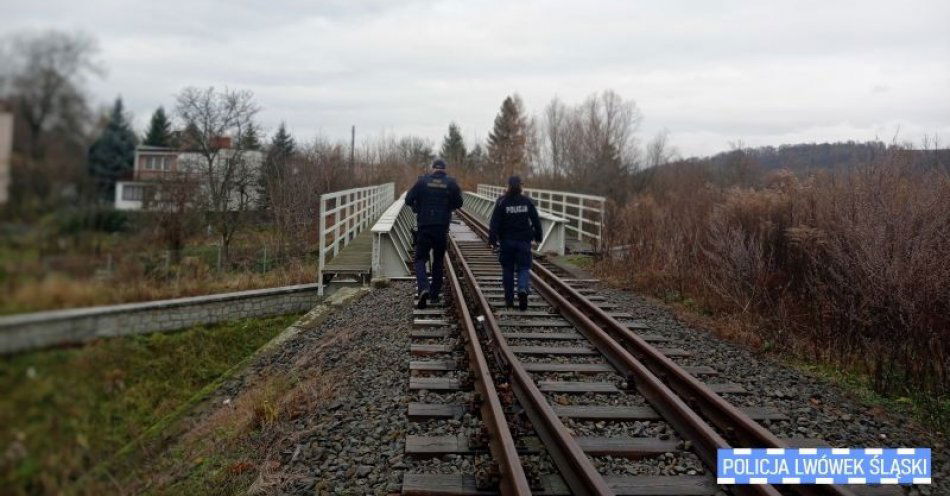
[0,283,336,354]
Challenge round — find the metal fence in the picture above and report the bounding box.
[370,192,416,278]
[317,182,395,293]
[463,191,566,256]
[477,184,606,248]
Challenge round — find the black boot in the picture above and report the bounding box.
[416,290,429,309]
[518,291,528,311]
[505,298,514,309]
[430,294,442,306]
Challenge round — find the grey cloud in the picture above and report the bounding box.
[3,0,949,156]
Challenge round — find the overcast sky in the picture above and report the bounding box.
[4,0,949,156]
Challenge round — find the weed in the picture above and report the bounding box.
[0,313,299,495]
[598,148,949,424]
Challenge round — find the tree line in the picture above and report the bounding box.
[431,91,678,204]
[0,30,436,266]
[10,29,937,267]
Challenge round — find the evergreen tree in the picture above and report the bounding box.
[269,122,296,158]
[259,122,295,209]
[88,97,137,202]
[466,143,486,173]
[143,106,173,147]
[487,95,529,181]
[439,122,467,167]
[239,122,263,150]
[180,121,202,151]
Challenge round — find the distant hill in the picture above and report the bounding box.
[700,141,948,173]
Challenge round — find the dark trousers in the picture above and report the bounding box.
[414,224,449,297]
[499,239,532,303]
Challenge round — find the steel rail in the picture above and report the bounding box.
[456,208,781,496]
[458,207,858,496]
[442,253,534,495]
[528,264,859,496]
[448,235,615,495]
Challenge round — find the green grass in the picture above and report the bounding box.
[786,359,948,435]
[562,254,594,270]
[145,449,261,496]
[0,313,301,496]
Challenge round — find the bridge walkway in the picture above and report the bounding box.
[321,229,374,283]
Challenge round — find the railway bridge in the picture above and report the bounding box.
[312,182,897,496]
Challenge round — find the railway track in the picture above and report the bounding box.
[403,243,532,494]
[401,210,871,495]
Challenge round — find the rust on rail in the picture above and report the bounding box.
[449,234,614,495]
[457,208,858,496]
[442,253,533,495]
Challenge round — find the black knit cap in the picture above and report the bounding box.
[508,175,522,188]
[432,159,446,170]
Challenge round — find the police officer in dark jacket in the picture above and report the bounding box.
[405,159,464,309]
[488,176,543,310]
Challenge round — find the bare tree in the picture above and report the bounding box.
[307,136,349,193]
[175,86,261,266]
[1,30,101,159]
[578,89,642,173]
[542,96,568,177]
[525,115,542,173]
[645,129,678,168]
[144,171,201,263]
[266,152,312,257]
[0,30,102,212]
[397,136,435,170]
[538,89,643,201]
[719,141,758,187]
[356,132,434,187]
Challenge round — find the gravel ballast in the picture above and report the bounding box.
[595,284,945,496]
[173,270,942,495]
[249,282,416,494]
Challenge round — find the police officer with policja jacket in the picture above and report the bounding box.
[405,159,464,309]
[488,176,543,311]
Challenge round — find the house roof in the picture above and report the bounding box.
[136,145,177,152]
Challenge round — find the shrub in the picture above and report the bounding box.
[599,148,949,399]
[53,206,131,235]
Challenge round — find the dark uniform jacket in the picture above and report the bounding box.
[405,171,463,227]
[489,193,543,245]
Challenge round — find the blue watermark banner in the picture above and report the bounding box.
[717,448,931,485]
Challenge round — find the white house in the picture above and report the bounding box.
[115,140,263,211]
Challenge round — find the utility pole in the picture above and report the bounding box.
[350,125,355,169]
[0,105,11,205]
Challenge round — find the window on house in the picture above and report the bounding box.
[141,154,174,171]
[122,185,144,201]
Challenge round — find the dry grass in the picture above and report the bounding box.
[116,324,358,495]
[600,149,949,421]
[0,221,323,315]
[0,258,316,315]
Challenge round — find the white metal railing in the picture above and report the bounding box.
[477,184,606,248]
[371,192,416,278]
[463,191,566,256]
[318,182,395,294]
